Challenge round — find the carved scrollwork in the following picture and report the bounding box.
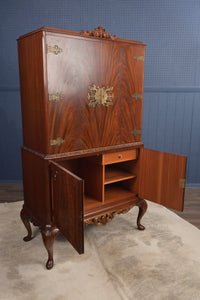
[85,205,134,226]
[81,26,117,40]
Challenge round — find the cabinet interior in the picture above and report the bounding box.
[58,154,139,213]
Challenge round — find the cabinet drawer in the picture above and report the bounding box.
[102,150,137,165]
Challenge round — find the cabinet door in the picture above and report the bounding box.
[46,34,101,154]
[138,149,187,211]
[100,42,145,146]
[50,161,84,254]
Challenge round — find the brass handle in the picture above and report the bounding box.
[118,154,122,159]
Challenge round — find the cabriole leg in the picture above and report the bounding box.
[136,198,147,230]
[41,225,60,270]
[20,207,32,241]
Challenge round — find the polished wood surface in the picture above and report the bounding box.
[17,26,188,269]
[41,225,60,270]
[139,148,187,211]
[50,161,84,254]
[118,44,145,144]
[18,26,145,46]
[21,148,51,225]
[46,34,102,154]
[18,27,146,155]
[18,32,49,154]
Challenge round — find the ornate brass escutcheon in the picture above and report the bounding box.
[88,84,114,108]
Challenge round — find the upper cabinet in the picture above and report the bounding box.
[17,27,146,155]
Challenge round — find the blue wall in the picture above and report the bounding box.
[0,0,200,184]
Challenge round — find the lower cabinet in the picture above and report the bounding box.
[21,147,187,269]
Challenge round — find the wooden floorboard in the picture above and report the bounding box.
[173,189,200,229]
[0,185,199,229]
[0,185,23,203]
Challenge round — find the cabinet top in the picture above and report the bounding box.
[17,26,146,47]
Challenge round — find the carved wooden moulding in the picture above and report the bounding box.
[81,26,117,40]
[85,205,134,226]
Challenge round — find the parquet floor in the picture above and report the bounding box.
[0,185,199,229]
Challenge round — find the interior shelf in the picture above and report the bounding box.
[104,184,137,204]
[84,195,102,211]
[105,165,136,185]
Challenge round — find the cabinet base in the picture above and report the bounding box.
[20,198,147,269]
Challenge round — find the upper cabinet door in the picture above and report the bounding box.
[46,34,101,154]
[138,149,187,211]
[100,42,146,147]
[50,161,84,254]
[120,45,145,144]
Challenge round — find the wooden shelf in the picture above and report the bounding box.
[84,195,102,211]
[104,185,136,204]
[105,165,136,185]
[84,186,137,215]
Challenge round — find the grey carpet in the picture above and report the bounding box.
[0,201,200,300]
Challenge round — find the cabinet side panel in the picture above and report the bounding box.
[18,32,48,153]
[21,148,51,225]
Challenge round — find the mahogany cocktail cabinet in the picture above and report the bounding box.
[17,26,187,269]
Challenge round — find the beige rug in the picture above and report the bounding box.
[0,201,200,300]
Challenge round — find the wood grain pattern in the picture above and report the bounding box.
[120,45,145,144]
[50,161,84,254]
[46,34,102,154]
[139,148,187,211]
[18,27,146,156]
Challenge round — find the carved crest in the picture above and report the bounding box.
[81,26,117,40]
[88,84,114,108]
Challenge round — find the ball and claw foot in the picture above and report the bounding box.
[136,198,147,231]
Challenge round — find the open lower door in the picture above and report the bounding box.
[138,149,187,211]
[50,161,84,254]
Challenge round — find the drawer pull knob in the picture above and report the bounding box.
[118,154,122,159]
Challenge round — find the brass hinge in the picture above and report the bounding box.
[46,44,63,55]
[50,138,65,146]
[134,56,144,62]
[179,178,186,189]
[48,93,64,102]
[131,130,142,136]
[132,93,143,100]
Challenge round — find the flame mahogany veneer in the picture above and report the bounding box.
[17,26,187,269]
